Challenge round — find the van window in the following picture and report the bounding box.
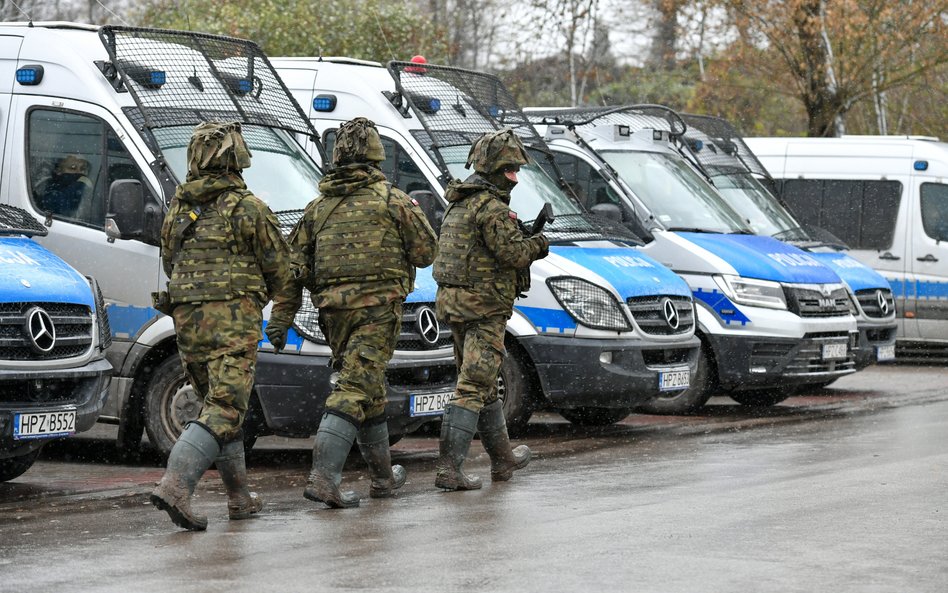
[920,182,948,241]
[323,132,436,196]
[551,153,621,209]
[28,109,145,228]
[776,179,902,249]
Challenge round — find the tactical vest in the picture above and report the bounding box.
[312,183,409,287]
[167,190,268,304]
[433,191,511,287]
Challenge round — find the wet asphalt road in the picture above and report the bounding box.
[1,365,946,593]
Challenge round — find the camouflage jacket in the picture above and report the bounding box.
[435,175,548,323]
[271,165,437,319]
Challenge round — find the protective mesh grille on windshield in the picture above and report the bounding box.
[679,114,771,179]
[527,105,687,136]
[0,203,47,237]
[99,26,315,138]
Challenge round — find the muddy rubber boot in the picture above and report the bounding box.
[434,405,482,491]
[150,423,221,531]
[216,437,263,520]
[303,413,361,508]
[357,419,407,499]
[477,399,531,482]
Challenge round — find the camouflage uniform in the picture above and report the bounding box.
[268,117,437,507]
[433,129,548,491]
[151,122,293,530]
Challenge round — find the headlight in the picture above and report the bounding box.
[547,277,632,331]
[292,288,327,344]
[714,275,787,310]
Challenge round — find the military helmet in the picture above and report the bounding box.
[465,129,530,175]
[186,121,252,178]
[332,117,386,165]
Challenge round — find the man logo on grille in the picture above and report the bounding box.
[877,290,890,315]
[416,306,440,346]
[661,298,680,330]
[24,306,56,353]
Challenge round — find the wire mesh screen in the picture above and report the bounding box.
[526,105,687,137]
[388,61,544,149]
[99,26,315,138]
[542,213,643,245]
[0,203,47,237]
[679,113,771,179]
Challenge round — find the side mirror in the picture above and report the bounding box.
[409,189,444,234]
[590,202,623,222]
[105,180,144,240]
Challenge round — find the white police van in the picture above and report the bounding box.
[0,23,454,455]
[676,114,897,373]
[1,203,111,481]
[745,136,948,353]
[526,106,859,411]
[272,57,702,430]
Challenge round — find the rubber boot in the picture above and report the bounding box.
[357,420,407,498]
[477,399,531,481]
[303,413,361,508]
[434,405,482,491]
[150,423,221,531]
[215,437,263,520]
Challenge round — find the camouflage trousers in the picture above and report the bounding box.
[448,317,507,414]
[182,349,257,442]
[318,301,401,424]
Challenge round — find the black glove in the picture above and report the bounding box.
[265,321,289,353]
[536,234,550,259]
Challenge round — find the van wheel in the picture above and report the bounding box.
[636,342,714,415]
[144,356,201,457]
[498,352,535,437]
[559,407,631,426]
[0,449,42,482]
[729,389,789,407]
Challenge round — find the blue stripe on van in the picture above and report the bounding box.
[808,253,889,292]
[106,303,160,339]
[693,288,750,326]
[514,306,578,333]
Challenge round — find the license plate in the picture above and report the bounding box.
[659,369,690,391]
[822,343,847,360]
[409,391,452,417]
[13,408,77,440]
[876,344,896,361]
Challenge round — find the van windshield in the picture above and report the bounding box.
[152,125,322,211]
[439,145,583,220]
[600,150,748,234]
[711,172,808,240]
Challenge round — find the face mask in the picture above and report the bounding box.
[57,173,82,185]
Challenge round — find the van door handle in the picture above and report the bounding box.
[879,252,901,261]
[916,254,939,262]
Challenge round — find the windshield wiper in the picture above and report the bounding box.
[729,229,754,235]
[772,226,809,241]
[665,226,717,233]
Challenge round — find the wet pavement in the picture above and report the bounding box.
[1,364,946,592]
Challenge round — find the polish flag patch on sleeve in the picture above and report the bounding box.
[509,211,518,220]
[411,198,420,206]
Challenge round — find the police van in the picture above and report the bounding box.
[1,203,111,481]
[526,106,859,411]
[272,57,702,431]
[0,23,455,454]
[745,135,948,352]
[676,114,897,373]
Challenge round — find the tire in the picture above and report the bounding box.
[144,355,202,457]
[636,341,714,415]
[0,449,42,482]
[729,389,790,407]
[558,407,631,426]
[498,351,536,437]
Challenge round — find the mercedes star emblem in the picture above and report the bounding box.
[24,306,56,353]
[416,306,440,346]
[876,290,890,315]
[661,297,680,330]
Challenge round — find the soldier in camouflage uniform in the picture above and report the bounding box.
[150,122,294,531]
[433,129,549,491]
[267,117,437,508]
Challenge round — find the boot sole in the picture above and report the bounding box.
[150,493,207,531]
[303,487,360,509]
[491,456,530,482]
[435,475,482,491]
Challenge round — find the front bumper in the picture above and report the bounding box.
[518,334,701,409]
[253,351,456,438]
[853,320,898,370]
[0,358,112,459]
[706,331,857,391]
